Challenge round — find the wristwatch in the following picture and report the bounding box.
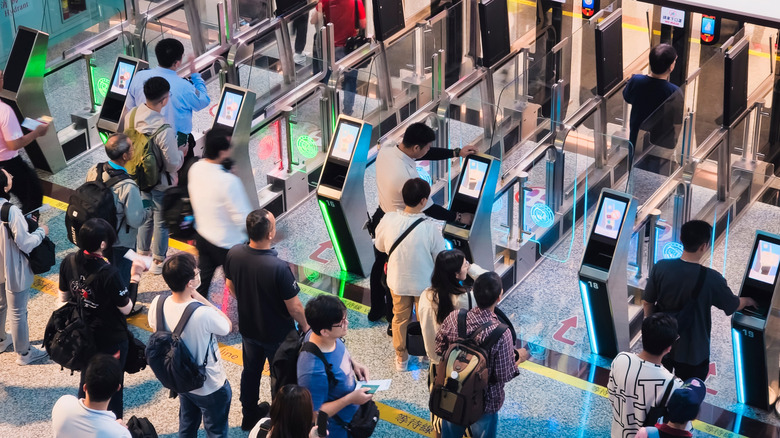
[453,148,461,158]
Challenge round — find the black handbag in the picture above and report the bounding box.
[344,0,369,54]
[406,321,426,357]
[1,203,56,274]
[125,329,148,374]
[334,399,379,438]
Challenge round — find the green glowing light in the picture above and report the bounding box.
[338,277,346,298]
[96,77,110,100]
[98,131,109,144]
[297,135,318,159]
[317,199,347,272]
[304,267,320,282]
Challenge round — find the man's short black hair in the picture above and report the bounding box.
[84,354,123,402]
[305,295,347,335]
[473,272,502,309]
[104,133,131,161]
[401,178,431,207]
[162,252,197,293]
[77,218,117,252]
[143,76,171,104]
[649,43,677,75]
[155,38,185,68]
[401,123,436,149]
[680,220,712,253]
[203,127,232,160]
[642,313,678,356]
[246,209,272,242]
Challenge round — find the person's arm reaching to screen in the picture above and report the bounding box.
[420,144,478,161]
[183,55,211,111]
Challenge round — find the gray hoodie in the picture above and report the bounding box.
[86,163,151,249]
[125,104,183,191]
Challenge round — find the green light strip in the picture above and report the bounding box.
[318,199,347,272]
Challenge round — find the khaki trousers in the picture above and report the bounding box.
[391,290,419,361]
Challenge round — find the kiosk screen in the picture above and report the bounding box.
[373,0,405,41]
[215,90,245,128]
[110,61,136,96]
[458,159,488,199]
[593,198,627,240]
[330,122,360,162]
[748,240,780,286]
[701,15,717,43]
[276,0,307,16]
[4,28,36,93]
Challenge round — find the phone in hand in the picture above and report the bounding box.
[21,117,45,131]
[317,411,329,437]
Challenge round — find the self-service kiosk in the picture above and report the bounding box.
[97,56,148,136]
[731,231,780,410]
[442,154,500,270]
[578,189,638,358]
[0,27,66,173]
[316,116,374,277]
[211,84,259,208]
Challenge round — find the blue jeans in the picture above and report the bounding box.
[442,412,498,438]
[240,337,283,418]
[179,380,232,438]
[137,189,168,262]
[335,46,358,114]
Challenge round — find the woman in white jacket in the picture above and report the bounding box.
[0,168,48,364]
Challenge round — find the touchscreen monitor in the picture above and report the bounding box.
[701,15,716,43]
[748,240,780,285]
[458,159,488,199]
[216,91,244,128]
[593,197,628,239]
[330,122,360,162]
[110,61,137,96]
[582,0,597,18]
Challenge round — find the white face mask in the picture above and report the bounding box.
[191,272,201,290]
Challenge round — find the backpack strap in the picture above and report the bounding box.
[457,308,469,339]
[656,378,676,409]
[155,295,168,333]
[171,301,204,337]
[481,323,510,352]
[1,202,14,240]
[100,162,132,188]
[387,218,426,257]
[128,107,138,128]
[301,341,337,387]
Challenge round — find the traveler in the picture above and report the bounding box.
[297,295,372,438]
[374,178,446,371]
[418,249,486,365]
[608,313,683,438]
[636,378,707,438]
[0,168,49,365]
[224,208,310,430]
[128,76,185,274]
[86,133,150,287]
[57,218,147,420]
[642,220,756,381]
[368,122,476,329]
[148,252,233,437]
[188,127,252,298]
[248,384,323,438]
[434,272,526,438]
[126,38,210,157]
[51,354,132,437]
[0,69,47,215]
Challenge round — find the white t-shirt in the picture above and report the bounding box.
[375,144,434,214]
[51,395,132,438]
[608,352,683,438]
[0,101,23,161]
[148,295,231,396]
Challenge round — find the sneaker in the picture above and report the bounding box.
[16,345,48,365]
[241,401,271,431]
[293,53,306,65]
[395,357,408,372]
[386,324,392,337]
[149,260,163,275]
[0,335,12,353]
[367,308,385,322]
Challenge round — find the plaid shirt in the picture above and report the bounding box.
[435,307,520,413]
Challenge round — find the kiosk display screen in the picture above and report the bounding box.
[458,159,489,199]
[748,240,780,286]
[372,0,405,42]
[330,122,360,162]
[593,197,627,240]
[109,61,136,96]
[215,90,245,128]
[701,15,717,44]
[4,29,37,93]
[275,0,307,17]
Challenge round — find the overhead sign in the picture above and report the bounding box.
[660,7,685,28]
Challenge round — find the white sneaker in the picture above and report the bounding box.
[149,260,163,275]
[293,53,307,65]
[16,345,48,365]
[395,357,409,372]
[0,335,12,353]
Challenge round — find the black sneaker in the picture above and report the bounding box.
[241,401,271,431]
[367,308,385,322]
[386,324,392,337]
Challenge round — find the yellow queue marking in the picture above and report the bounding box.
[298,282,371,315]
[519,361,748,438]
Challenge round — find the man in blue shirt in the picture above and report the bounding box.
[126,38,210,158]
[297,295,372,438]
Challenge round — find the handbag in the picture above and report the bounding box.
[381,218,426,290]
[125,328,148,374]
[406,321,426,356]
[1,203,56,274]
[333,399,379,438]
[344,0,369,54]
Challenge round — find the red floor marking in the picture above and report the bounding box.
[309,241,332,264]
[706,362,718,395]
[553,316,578,346]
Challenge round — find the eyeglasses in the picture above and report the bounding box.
[332,315,348,329]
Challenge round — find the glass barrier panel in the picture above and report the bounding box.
[689,145,720,220]
[43,59,91,131]
[287,9,318,65]
[621,0,651,69]
[744,23,775,98]
[383,28,429,111]
[691,49,724,149]
[248,117,286,193]
[289,88,326,180]
[507,0,536,46]
[236,32,285,110]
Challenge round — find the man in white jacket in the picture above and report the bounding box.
[375,178,445,371]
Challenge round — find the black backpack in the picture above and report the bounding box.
[43,257,104,372]
[162,186,196,240]
[65,162,131,245]
[126,415,158,438]
[145,295,216,394]
[0,203,56,274]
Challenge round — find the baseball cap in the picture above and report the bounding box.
[665,377,706,423]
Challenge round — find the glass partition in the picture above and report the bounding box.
[690,48,724,148]
[507,0,536,45]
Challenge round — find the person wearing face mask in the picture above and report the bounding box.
[187,127,252,299]
[148,252,233,437]
[57,218,149,420]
